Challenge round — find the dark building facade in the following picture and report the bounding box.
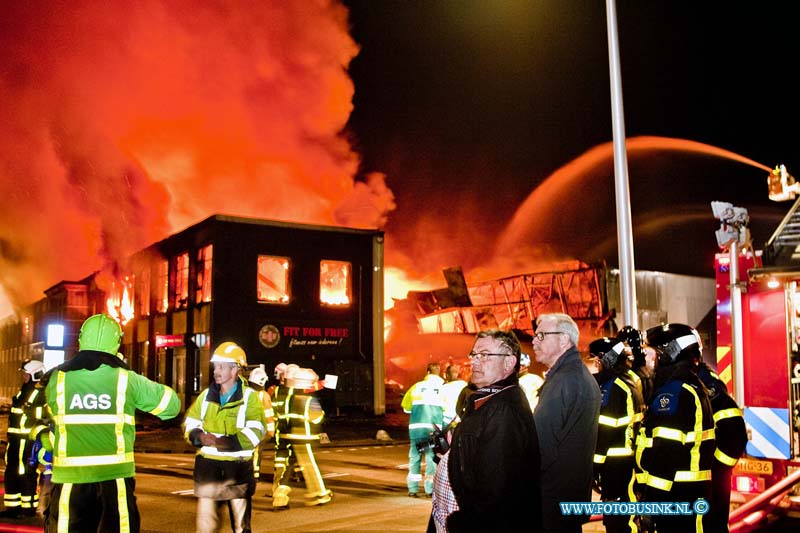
[0,215,385,414]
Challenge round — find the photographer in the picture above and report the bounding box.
[437,329,542,532]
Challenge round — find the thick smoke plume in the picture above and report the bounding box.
[0,0,395,316]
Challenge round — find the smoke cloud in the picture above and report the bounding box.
[0,0,395,316]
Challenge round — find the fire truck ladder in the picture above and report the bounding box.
[764,194,800,264]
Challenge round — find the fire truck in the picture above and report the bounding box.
[714,171,800,515]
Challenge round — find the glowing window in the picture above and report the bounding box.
[257,255,290,304]
[195,244,213,303]
[174,252,189,309]
[106,276,135,324]
[320,260,351,306]
[156,260,168,313]
[138,268,151,316]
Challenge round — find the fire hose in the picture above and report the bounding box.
[728,467,800,532]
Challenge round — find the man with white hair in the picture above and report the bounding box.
[533,313,601,533]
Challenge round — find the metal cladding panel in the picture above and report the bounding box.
[743,286,789,408]
[744,407,791,459]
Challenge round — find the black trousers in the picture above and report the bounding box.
[44,477,140,533]
[3,435,39,511]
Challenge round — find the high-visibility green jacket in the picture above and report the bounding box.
[44,350,181,484]
[401,374,444,442]
[183,378,266,461]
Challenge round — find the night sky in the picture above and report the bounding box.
[342,1,799,280]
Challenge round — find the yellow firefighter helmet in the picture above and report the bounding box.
[210,341,247,367]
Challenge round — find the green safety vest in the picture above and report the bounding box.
[45,363,180,484]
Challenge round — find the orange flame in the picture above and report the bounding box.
[106,277,135,325]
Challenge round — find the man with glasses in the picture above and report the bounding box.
[438,329,541,531]
[532,313,601,533]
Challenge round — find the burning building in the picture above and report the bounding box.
[0,215,385,413]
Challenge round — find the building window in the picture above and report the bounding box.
[107,276,135,324]
[196,244,212,303]
[257,255,290,304]
[156,260,169,313]
[21,314,33,345]
[320,260,351,306]
[174,252,189,309]
[138,268,151,316]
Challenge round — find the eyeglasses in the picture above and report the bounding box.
[533,331,565,342]
[468,351,510,362]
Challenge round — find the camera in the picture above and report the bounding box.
[415,427,449,459]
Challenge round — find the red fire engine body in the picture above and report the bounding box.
[715,250,800,507]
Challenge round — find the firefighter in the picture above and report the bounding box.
[1,359,47,518]
[619,325,654,404]
[697,360,747,532]
[43,313,181,532]
[269,362,302,500]
[183,341,267,533]
[635,323,715,532]
[517,352,544,411]
[271,368,332,508]
[401,362,444,498]
[247,365,275,484]
[589,336,645,533]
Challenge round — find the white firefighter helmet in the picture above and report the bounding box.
[210,341,247,367]
[520,353,531,367]
[284,363,300,381]
[274,362,288,380]
[21,360,45,382]
[286,367,319,389]
[249,364,268,387]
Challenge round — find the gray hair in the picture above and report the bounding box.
[537,313,579,346]
[475,329,522,372]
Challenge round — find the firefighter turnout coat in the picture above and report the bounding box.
[635,364,715,532]
[698,365,747,532]
[4,379,48,513]
[593,368,645,533]
[45,350,181,484]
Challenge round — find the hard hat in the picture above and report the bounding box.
[21,360,45,382]
[588,337,626,369]
[284,363,300,380]
[286,367,319,389]
[79,314,122,355]
[617,325,646,364]
[645,323,701,366]
[210,341,247,367]
[617,325,643,348]
[519,353,531,367]
[274,362,288,380]
[249,365,268,387]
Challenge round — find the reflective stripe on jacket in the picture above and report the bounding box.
[636,377,715,492]
[401,374,444,441]
[183,379,266,460]
[45,351,180,484]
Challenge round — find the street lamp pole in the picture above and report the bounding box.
[606,0,638,328]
